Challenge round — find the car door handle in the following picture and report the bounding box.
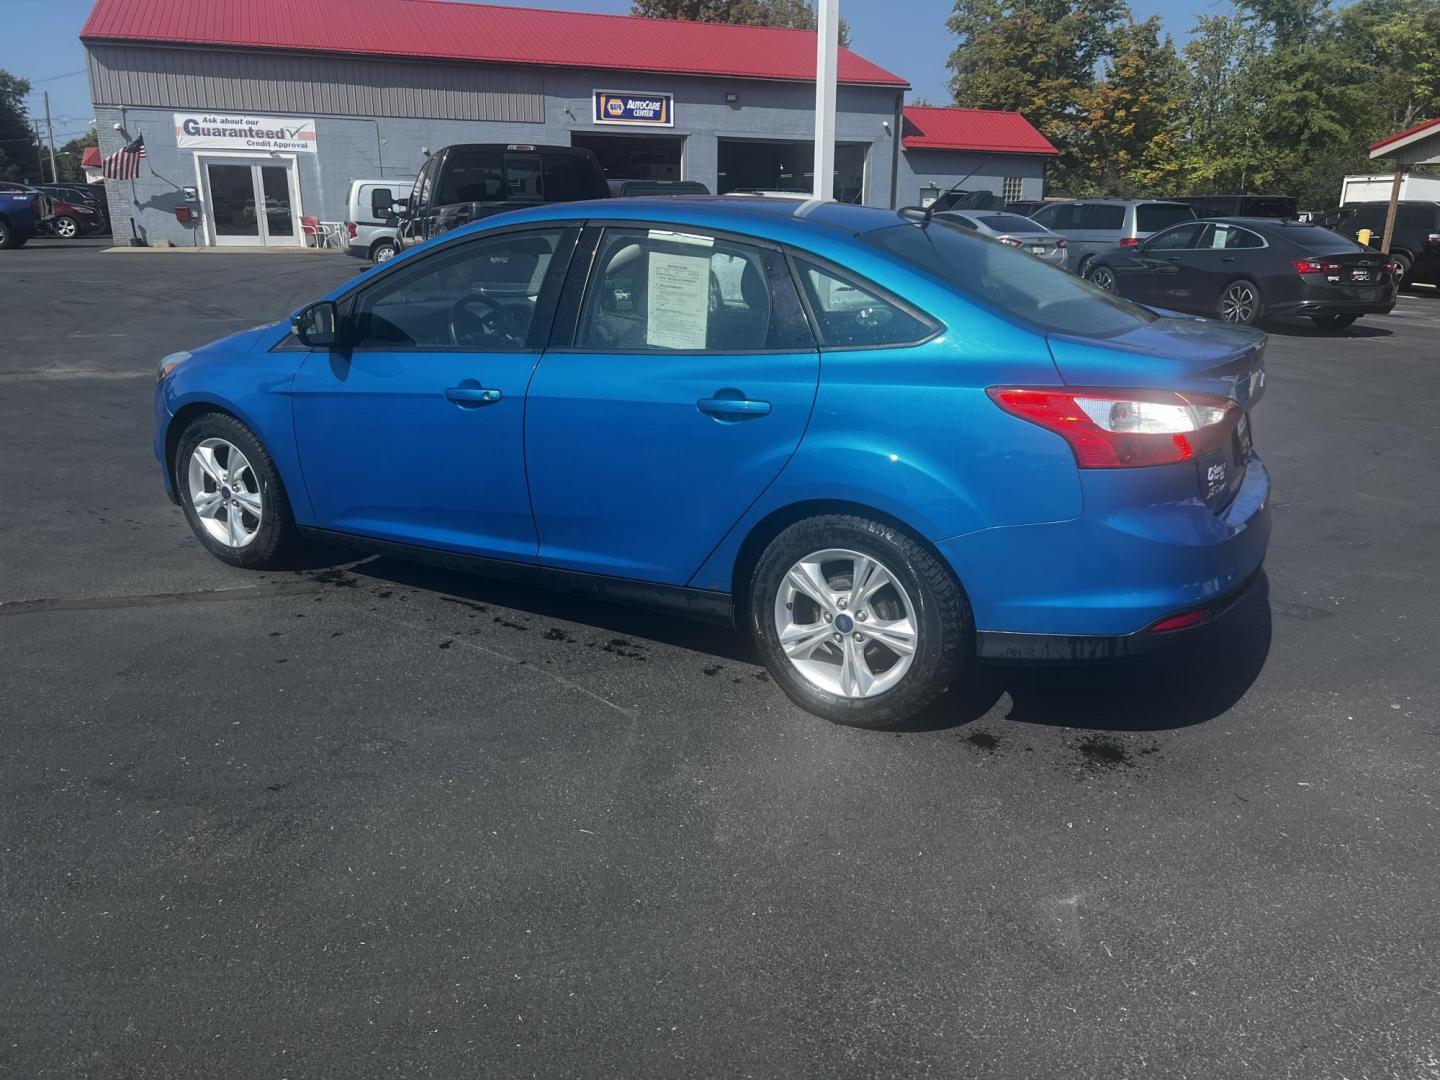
[697,396,771,419]
[445,384,501,407]
[1166,255,1182,262]
[1220,256,1237,262]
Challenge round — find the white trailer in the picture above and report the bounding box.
[1340,173,1440,204]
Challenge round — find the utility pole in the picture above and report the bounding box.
[43,91,59,183]
[811,0,839,201]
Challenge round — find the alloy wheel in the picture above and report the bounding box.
[187,437,263,548]
[375,244,396,263]
[55,217,78,239]
[1221,283,1258,323]
[772,548,918,699]
[1088,266,1116,292]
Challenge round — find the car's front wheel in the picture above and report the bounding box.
[1391,252,1413,292]
[371,239,398,263]
[0,220,14,249]
[1087,264,1117,292]
[175,413,295,569]
[1311,313,1358,331]
[748,515,971,728]
[53,215,80,240]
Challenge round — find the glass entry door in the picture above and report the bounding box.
[203,160,300,247]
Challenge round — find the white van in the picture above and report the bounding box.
[344,177,414,264]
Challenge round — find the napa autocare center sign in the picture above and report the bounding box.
[173,113,318,153]
[593,90,674,127]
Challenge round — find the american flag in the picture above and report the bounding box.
[101,134,146,180]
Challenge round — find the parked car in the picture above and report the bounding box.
[1172,195,1298,219]
[607,179,710,197]
[1005,199,1049,217]
[1029,199,1197,277]
[0,189,43,249]
[1326,200,1440,289]
[933,209,1067,266]
[1085,217,1398,329]
[0,181,101,239]
[927,189,1006,212]
[35,183,110,231]
[393,144,609,248]
[154,197,1270,728]
[342,176,415,264]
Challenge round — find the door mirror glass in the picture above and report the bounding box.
[370,188,395,218]
[294,300,339,348]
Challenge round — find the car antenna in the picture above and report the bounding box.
[902,154,994,225]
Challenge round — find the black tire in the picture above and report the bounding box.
[53,215,80,240]
[1310,313,1358,331]
[1087,264,1117,292]
[0,220,12,249]
[748,514,971,729]
[370,239,398,263]
[1076,255,1094,279]
[174,413,296,569]
[1391,252,1413,293]
[1218,278,1264,325]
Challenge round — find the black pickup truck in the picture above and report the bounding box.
[0,189,43,249]
[375,144,610,249]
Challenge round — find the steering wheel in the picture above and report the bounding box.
[449,294,517,347]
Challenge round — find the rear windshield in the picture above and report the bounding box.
[541,153,610,200]
[973,213,1047,233]
[437,149,607,205]
[1136,203,1196,231]
[866,222,1156,338]
[1279,225,1366,252]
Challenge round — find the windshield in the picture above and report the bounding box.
[865,222,1157,337]
[973,213,1047,234]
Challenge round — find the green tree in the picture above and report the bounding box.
[0,69,41,183]
[632,0,850,47]
[56,130,98,183]
[945,0,1131,188]
[1071,17,1185,195]
[1172,14,1267,193]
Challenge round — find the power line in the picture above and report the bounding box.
[27,70,87,85]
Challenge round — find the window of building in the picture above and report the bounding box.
[1002,176,1024,203]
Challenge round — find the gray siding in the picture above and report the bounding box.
[86,43,544,122]
[898,149,1047,205]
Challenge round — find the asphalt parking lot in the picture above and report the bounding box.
[2,243,1438,1080]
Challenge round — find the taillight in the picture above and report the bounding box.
[1054,238,1067,249]
[1426,233,1440,247]
[347,222,357,239]
[1293,258,1341,275]
[1382,259,1398,274]
[1118,237,1140,248]
[998,236,1023,248]
[1150,607,1210,633]
[987,387,1241,468]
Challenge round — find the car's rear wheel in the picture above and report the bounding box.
[1076,255,1094,279]
[748,515,971,729]
[53,215,79,240]
[0,220,13,249]
[1391,252,1413,292]
[1311,313,1359,331]
[175,413,295,569]
[1087,264,1116,292]
[371,239,398,263]
[1219,279,1263,325]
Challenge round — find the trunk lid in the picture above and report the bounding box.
[1046,316,1266,512]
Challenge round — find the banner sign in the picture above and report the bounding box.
[592,91,674,127]
[174,113,318,154]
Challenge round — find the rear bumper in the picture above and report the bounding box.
[1269,297,1396,317]
[941,452,1271,648]
[344,242,369,260]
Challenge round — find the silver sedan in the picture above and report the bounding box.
[933,210,1068,267]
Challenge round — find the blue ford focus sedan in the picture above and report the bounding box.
[155,198,1270,728]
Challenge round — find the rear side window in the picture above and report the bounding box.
[1200,224,1264,249]
[576,227,811,352]
[1399,204,1438,229]
[1136,203,1196,232]
[1031,203,1080,229]
[974,213,1047,233]
[866,221,1157,338]
[794,259,936,348]
[1082,205,1125,230]
[542,154,610,200]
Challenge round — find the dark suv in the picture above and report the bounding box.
[1316,201,1440,289]
[1173,195,1298,219]
[386,144,610,248]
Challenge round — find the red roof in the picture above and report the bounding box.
[902,106,1057,156]
[81,147,102,168]
[1369,115,1440,155]
[80,0,908,88]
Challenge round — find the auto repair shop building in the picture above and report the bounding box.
[80,0,1055,249]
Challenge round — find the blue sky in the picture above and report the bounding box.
[2,0,1228,144]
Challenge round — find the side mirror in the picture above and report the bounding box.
[369,188,395,218]
[293,301,339,348]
